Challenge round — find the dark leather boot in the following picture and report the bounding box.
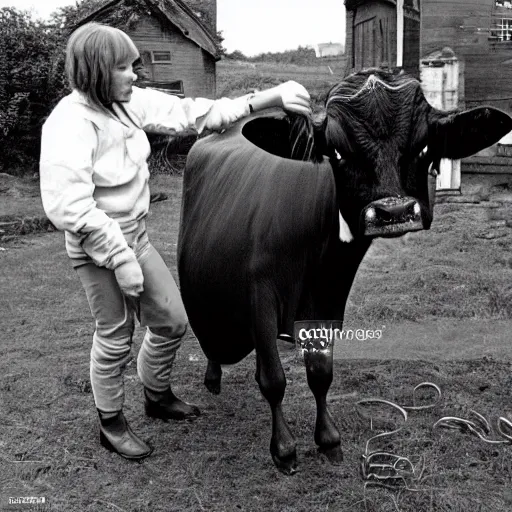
[144,388,200,421]
[98,409,153,460]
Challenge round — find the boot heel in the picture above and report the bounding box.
[99,430,115,452]
[145,400,168,421]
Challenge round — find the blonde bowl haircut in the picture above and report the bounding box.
[65,22,139,112]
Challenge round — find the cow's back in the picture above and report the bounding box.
[178,113,337,364]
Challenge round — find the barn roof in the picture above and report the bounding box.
[74,0,221,60]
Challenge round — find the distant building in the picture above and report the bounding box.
[74,0,220,98]
[314,42,345,58]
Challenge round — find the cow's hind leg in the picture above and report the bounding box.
[254,313,297,474]
[305,350,342,464]
[204,360,222,395]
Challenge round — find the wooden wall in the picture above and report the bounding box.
[404,7,420,76]
[346,1,397,70]
[127,15,216,98]
[345,0,420,76]
[422,0,512,112]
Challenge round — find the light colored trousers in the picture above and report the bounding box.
[75,228,188,413]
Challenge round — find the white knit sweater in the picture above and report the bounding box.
[40,86,250,269]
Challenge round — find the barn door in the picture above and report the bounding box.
[355,17,376,69]
[420,49,461,192]
[354,16,391,70]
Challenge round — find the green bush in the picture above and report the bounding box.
[0,8,67,175]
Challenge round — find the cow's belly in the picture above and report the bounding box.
[178,117,338,364]
[179,242,255,364]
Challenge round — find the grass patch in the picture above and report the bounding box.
[345,201,512,323]
[2,338,512,510]
[217,59,348,105]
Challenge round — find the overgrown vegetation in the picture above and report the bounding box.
[0,8,65,175]
[0,0,113,175]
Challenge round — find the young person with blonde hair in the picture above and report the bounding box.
[40,22,310,460]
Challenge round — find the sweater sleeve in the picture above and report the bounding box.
[131,86,253,134]
[39,110,135,270]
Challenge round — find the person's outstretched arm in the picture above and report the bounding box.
[132,81,311,136]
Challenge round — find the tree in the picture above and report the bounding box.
[225,49,248,61]
[0,7,65,174]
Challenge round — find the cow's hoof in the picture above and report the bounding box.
[204,378,221,395]
[272,452,298,475]
[318,444,343,465]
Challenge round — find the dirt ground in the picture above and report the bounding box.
[1,173,512,511]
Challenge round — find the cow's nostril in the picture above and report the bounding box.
[361,196,424,237]
[374,207,394,223]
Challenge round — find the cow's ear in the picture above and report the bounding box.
[429,107,512,159]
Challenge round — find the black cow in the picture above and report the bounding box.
[177,70,512,474]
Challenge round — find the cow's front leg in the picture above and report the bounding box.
[204,360,222,394]
[304,349,342,464]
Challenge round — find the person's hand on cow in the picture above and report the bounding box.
[114,257,144,298]
[275,81,311,115]
[198,80,312,133]
[247,80,312,117]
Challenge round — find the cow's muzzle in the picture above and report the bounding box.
[361,196,424,237]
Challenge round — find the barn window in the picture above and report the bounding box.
[490,18,512,41]
[496,1,512,8]
[150,50,172,63]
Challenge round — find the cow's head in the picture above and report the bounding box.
[315,69,512,240]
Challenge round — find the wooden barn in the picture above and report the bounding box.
[344,0,421,76]
[422,0,512,114]
[74,0,221,98]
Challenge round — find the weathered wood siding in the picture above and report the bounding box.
[127,15,216,98]
[404,6,420,76]
[345,0,420,76]
[346,1,397,70]
[422,0,512,112]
